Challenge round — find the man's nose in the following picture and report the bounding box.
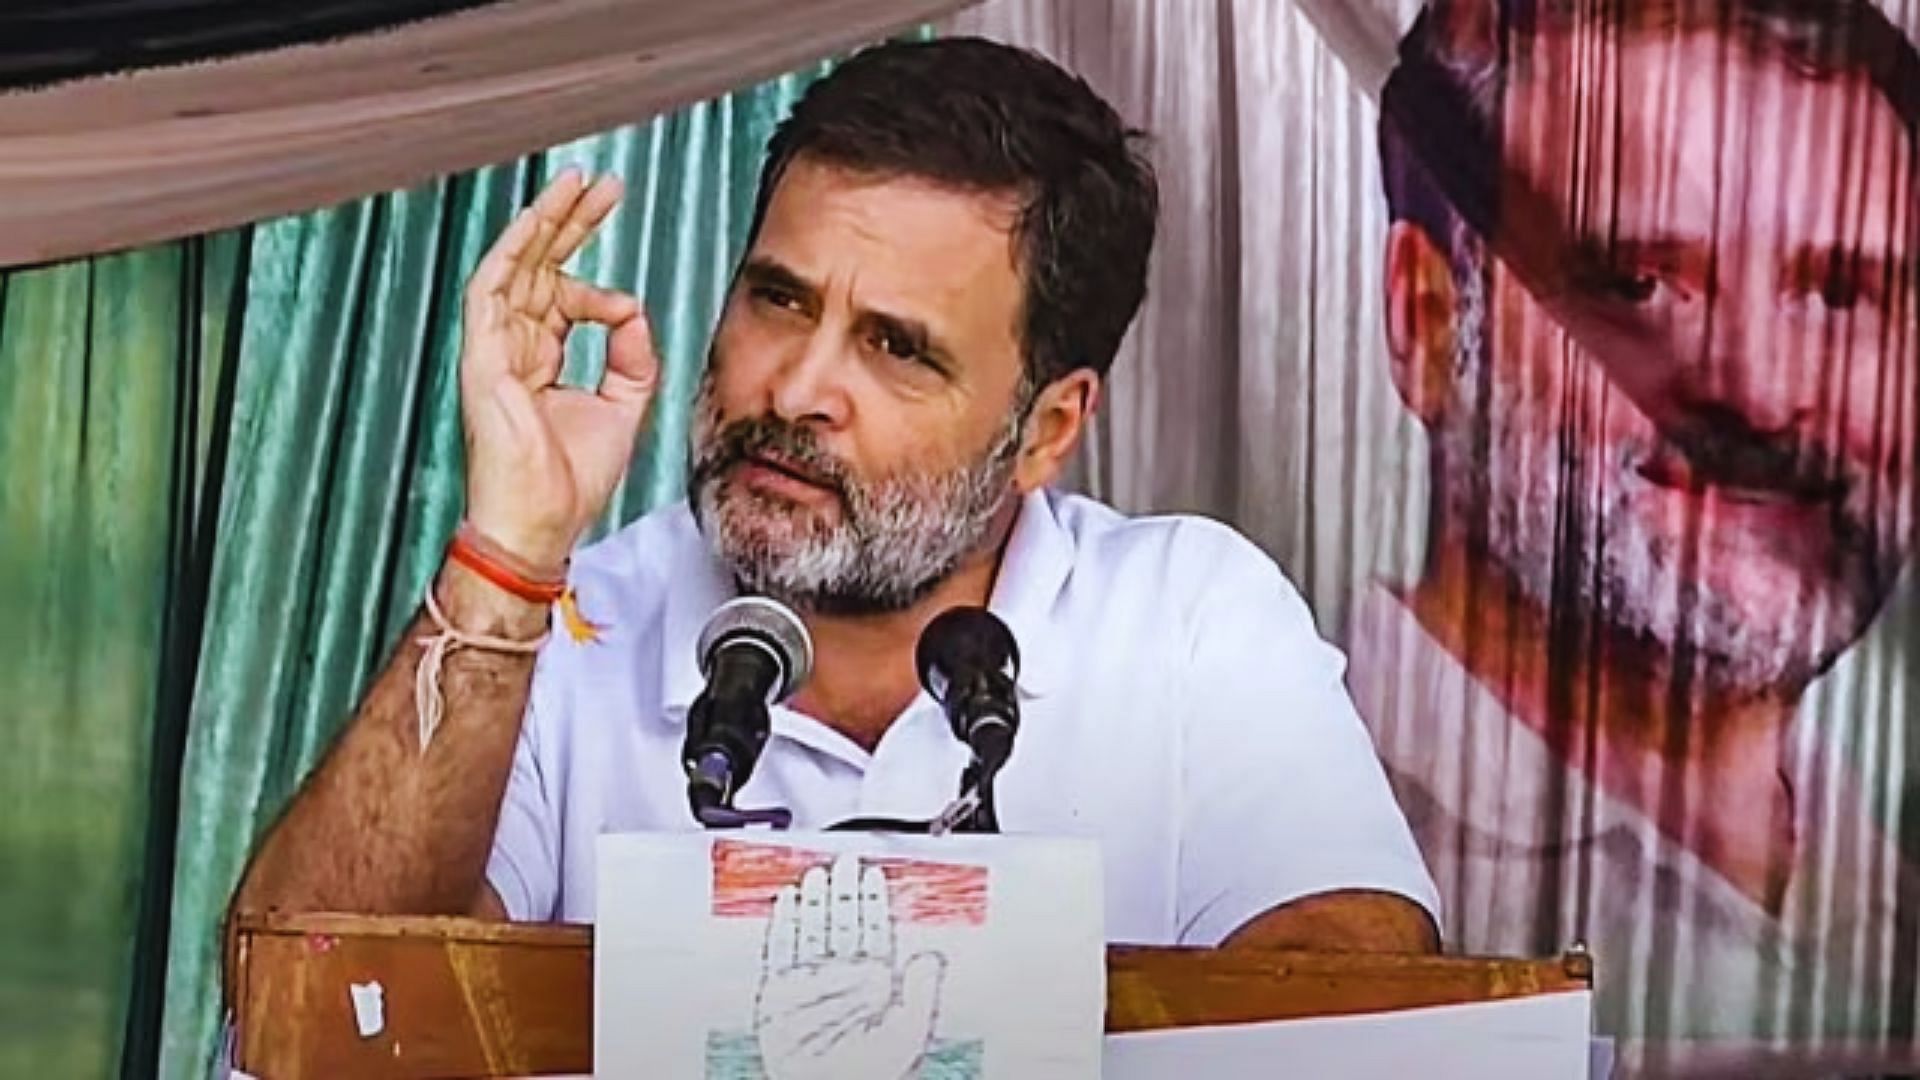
[1678,276,1820,438]
[767,330,852,430]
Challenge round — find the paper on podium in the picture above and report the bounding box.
[1104,990,1595,1079]
[595,831,1104,1079]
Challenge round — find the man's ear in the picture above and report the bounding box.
[1431,0,1499,69]
[1384,220,1462,426]
[1013,369,1099,493]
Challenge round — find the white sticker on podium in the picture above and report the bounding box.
[348,980,385,1038]
[594,832,1104,1079]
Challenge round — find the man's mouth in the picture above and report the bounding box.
[740,452,839,494]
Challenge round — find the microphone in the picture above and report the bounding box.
[682,596,813,828]
[915,607,1020,830]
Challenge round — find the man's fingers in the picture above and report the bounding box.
[557,278,653,408]
[765,884,800,974]
[546,173,626,267]
[517,169,587,272]
[549,276,652,407]
[467,208,542,304]
[856,864,892,960]
[597,302,659,414]
[557,276,641,327]
[526,257,561,318]
[468,169,596,311]
[508,170,589,309]
[796,865,829,963]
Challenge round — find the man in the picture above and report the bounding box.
[234,39,1437,960]
[1355,0,1919,1072]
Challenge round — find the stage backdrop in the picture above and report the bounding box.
[950,0,1920,1075]
[3,2,1918,1078]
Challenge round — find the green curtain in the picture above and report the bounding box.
[0,63,828,1079]
[0,236,246,1078]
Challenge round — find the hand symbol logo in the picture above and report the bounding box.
[753,854,947,1080]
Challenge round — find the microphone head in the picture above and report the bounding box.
[697,596,814,703]
[915,606,1019,703]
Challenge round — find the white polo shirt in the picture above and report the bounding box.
[486,487,1438,946]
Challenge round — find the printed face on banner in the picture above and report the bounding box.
[1369,4,1920,1072]
[594,833,1104,1079]
[1497,24,1914,688]
[1397,7,1918,694]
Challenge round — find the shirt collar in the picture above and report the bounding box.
[657,487,1073,720]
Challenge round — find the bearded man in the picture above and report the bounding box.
[234,37,1438,956]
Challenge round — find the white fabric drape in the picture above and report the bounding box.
[945,0,1422,639]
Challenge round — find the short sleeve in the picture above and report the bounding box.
[485,671,561,922]
[1174,532,1440,946]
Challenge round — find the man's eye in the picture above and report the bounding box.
[1573,253,1666,305]
[1606,271,1661,304]
[871,327,921,362]
[1817,269,1866,310]
[1790,252,1881,312]
[753,285,804,312]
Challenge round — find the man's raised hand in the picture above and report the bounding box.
[459,169,659,569]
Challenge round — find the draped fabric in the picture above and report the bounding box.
[950,0,1920,1074]
[0,236,245,1077]
[157,70,834,1078]
[0,0,963,267]
[0,65,829,1078]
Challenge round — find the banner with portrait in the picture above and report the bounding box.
[1346,1,1918,1074]
[951,0,1920,1074]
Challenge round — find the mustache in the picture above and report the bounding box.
[692,413,851,500]
[1648,403,1852,504]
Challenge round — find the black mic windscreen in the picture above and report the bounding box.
[696,596,814,703]
[915,606,1019,702]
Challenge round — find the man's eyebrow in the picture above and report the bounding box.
[861,309,941,359]
[744,255,956,365]
[740,257,818,302]
[1783,243,1899,290]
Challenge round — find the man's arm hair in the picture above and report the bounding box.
[227,561,547,932]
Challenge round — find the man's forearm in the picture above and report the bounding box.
[1223,889,1441,954]
[230,561,548,919]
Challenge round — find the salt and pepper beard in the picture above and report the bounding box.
[688,374,1033,616]
[1439,253,1890,692]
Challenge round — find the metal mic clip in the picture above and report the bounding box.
[685,748,792,829]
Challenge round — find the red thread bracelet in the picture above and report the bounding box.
[447,527,567,604]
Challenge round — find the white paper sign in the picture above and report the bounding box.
[595,831,1105,1079]
[1103,991,1596,1079]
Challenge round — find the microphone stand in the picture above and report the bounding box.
[956,759,1000,833]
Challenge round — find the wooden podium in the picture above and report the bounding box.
[230,912,1591,1078]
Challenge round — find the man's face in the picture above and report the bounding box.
[1443,27,1918,688]
[689,158,1033,614]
